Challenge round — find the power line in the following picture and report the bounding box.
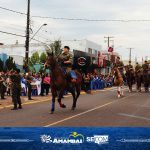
[0,6,26,15]
[2,5,150,22]
[0,30,25,37]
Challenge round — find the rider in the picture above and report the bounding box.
[115,56,126,83]
[142,60,150,92]
[127,61,134,71]
[135,62,142,73]
[59,46,77,83]
[135,62,142,92]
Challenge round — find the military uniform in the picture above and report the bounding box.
[135,64,142,73]
[59,52,73,71]
[59,52,77,80]
[142,63,150,92]
[0,74,6,99]
[10,73,22,110]
[127,64,134,70]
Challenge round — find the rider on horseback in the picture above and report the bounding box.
[142,60,150,92]
[135,62,142,92]
[115,56,126,83]
[58,46,77,83]
[135,62,142,73]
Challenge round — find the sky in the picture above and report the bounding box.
[0,0,150,61]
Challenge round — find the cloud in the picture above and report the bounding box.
[0,0,150,60]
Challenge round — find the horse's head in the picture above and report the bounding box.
[44,52,56,69]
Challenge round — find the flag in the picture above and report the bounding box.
[98,51,101,67]
[103,57,106,68]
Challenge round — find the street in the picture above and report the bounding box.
[0,87,149,127]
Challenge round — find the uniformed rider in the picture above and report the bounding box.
[58,46,77,82]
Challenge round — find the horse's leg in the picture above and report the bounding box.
[58,89,66,108]
[73,85,81,110]
[117,86,121,98]
[51,88,57,114]
[51,96,56,114]
[76,85,81,100]
[68,87,76,110]
[121,86,124,96]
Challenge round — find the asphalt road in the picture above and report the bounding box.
[0,87,149,127]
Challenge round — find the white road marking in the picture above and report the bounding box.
[44,93,137,127]
[119,113,150,121]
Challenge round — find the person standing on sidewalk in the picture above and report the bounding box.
[26,72,33,100]
[0,72,6,100]
[9,69,22,110]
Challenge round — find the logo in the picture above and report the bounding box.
[77,57,86,66]
[87,135,109,145]
[40,135,52,143]
[40,132,84,144]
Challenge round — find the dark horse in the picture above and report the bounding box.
[45,53,82,114]
[125,67,135,92]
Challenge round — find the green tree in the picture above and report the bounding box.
[40,52,47,64]
[5,57,17,70]
[0,59,4,71]
[30,52,40,65]
[46,40,62,56]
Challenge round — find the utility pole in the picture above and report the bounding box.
[25,0,30,70]
[104,36,114,47]
[127,48,134,63]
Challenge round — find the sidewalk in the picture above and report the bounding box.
[0,95,51,109]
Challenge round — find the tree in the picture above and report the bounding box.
[0,59,4,71]
[30,52,40,65]
[40,52,47,64]
[5,57,17,70]
[46,40,62,56]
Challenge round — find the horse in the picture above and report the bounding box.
[112,66,124,98]
[135,69,143,92]
[143,69,150,92]
[125,67,135,92]
[44,53,82,114]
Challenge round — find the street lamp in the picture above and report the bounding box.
[30,23,47,42]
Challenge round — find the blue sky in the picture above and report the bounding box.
[0,0,150,61]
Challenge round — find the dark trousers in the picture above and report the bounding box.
[0,84,6,99]
[12,88,22,108]
[45,84,50,95]
[41,83,50,95]
[27,83,32,99]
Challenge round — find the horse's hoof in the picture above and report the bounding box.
[61,104,66,108]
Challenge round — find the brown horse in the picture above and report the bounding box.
[45,53,82,114]
[112,66,124,98]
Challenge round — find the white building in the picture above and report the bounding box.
[61,39,102,55]
[0,39,102,65]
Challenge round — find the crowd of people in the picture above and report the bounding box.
[82,73,113,93]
